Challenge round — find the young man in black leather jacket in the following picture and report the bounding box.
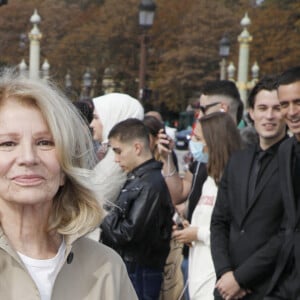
[100,118,174,300]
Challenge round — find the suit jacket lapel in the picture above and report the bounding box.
[246,155,278,212]
[240,147,256,214]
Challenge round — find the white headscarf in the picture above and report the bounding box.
[92,93,144,143]
[90,93,144,212]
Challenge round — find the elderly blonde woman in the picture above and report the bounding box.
[0,69,137,300]
[90,93,144,206]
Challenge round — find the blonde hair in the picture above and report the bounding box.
[0,68,103,236]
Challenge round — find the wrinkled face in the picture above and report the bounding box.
[249,89,286,146]
[109,137,140,173]
[90,110,103,142]
[0,98,65,207]
[278,81,300,141]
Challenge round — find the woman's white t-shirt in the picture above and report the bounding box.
[188,176,218,300]
[18,240,66,300]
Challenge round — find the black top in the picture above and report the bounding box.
[182,161,207,258]
[247,136,288,205]
[187,161,208,222]
[256,137,287,183]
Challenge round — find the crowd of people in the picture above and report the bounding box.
[0,65,300,300]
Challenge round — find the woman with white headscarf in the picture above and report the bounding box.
[90,93,144,207]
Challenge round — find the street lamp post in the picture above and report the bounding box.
[19,59,27,77]
[80,68,93,100]
[138,0,156,101]
[64,71,78,101]
[28,9,42,80]
[237,13,253,106]
[226,13,260,110]
[18,33,28,76]
[41,59,50,81]
[19,33,28,50]
[102,66,116,94]
[65,71,72,90]
[219,34,230,80]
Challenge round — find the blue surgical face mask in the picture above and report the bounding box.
[189,140,209,163]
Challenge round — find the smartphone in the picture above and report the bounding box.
[162,128,169,149]
[177,222,184,230]
[175,214,184,230]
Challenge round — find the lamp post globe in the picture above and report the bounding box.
[83,69,92,89]
[219,35,230,58]
[219,34,230,80]
[81,69,93,100]
[139,0,156,28]
[28,9,42,80]
[65,72,72,90]
[237,12,253,106]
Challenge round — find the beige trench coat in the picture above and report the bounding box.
[0,229,137,300]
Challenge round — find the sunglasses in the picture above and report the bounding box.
[199,102,221,114]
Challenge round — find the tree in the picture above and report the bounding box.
[150,0,238,111]
[0,0,299,114]
[247,1,300,75]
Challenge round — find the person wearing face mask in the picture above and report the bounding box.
[173,112,242,299]
[158,80,251,299]
[158,119,210,300]
[189,139,209,164]
[158,113,241,299]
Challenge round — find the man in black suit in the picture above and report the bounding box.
[210,76,287,300]
[265,66,300,299]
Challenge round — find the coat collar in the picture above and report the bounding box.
[0,226,81,267]
[238,145,256,213]
[245,155,278,214]
[0,227,22,265]
[128,158,162,179]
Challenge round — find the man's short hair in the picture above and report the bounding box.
[108,118,150,146]
[248,75,278,109]
[277,66,300,87]
[201,80,242,124]
[202,80,240,100]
